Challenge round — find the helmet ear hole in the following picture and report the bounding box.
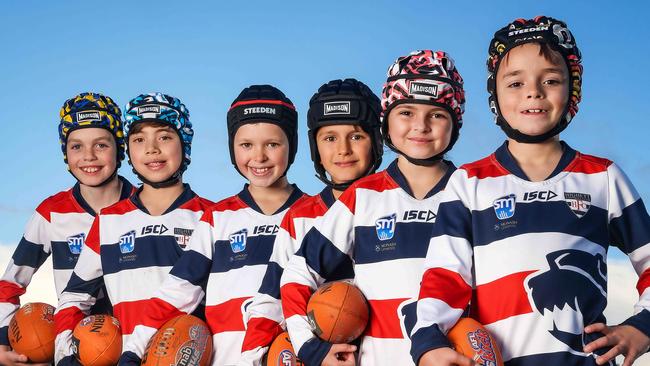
[307,78,383,190]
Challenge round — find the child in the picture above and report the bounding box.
[119,85,307,366]
[239,78,384,365]
[280,50,466,366]
[53,93,213,365]
[412,16,650,366]
[0,93,134,366]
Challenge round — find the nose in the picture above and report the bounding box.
[82,146,97,161]
[526,82,544,99]
[412,113,432,133]
[253,145,267,162]
[337,138,352,156]
[145,138,160,154]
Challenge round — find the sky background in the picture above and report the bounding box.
[1,1,649,362]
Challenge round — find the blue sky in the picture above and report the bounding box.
[1,0,648,247]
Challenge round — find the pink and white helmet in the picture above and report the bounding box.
[381,50,465,165]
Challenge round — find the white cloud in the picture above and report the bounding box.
[0,244,647,364]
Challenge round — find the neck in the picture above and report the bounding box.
[79,176,123,214]
[247,177,294,215]
[139,180,185,216]
[396,156,448,200]
[332,188,344,200]
[507,136,564,182]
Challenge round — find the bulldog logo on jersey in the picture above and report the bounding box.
[119,230,136,254]
[564,192,591,218]
[493,194,516,220]
[67,233,85,255]
[525,249,609,356]
[375,213,396,241]
[229,228,248,253]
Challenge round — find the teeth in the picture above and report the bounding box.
[251,167,270,174]
[81,167,99,173]
[526,109,546,113]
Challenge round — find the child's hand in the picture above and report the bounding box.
[584,323,650,366]
[0,345,49,366]
[418,347,475,366]
[322,343,357,366]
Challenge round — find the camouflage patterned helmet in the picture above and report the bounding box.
[58,92,125,167]
[124,92,193,173]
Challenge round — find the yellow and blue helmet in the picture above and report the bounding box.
[58,92,125,167]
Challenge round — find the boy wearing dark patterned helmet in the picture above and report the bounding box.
[0,93,135,366]
[413,16,650,366]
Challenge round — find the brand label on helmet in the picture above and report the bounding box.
[76,111,101,122]
[409,82,439,98]
[323,101,351,116]
[243,106,276,115]
[137,105,161,115]
[508,25,549,36]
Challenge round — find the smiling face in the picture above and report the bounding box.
[233,122,290,188]
[496,42,570,137]
[316,124,372,185]
[387,103,453,160]
[127,122,183,183]
[66,127,118,186]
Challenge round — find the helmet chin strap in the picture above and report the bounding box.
[133,167,183,189]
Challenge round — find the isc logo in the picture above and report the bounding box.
[493,194,516,220]
[402,210,436,222]
[375,213,396,241]
[253,225,279,235]
[141,224,168,235]
[523,190,557,202]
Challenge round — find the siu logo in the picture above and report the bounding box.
[229,228,248,253]
[67,233,85,255]
[323,101,351,116]
[375,213,396,241]
[493,194,516,220]
[119,230,136,254]
[409,81,439,98]
[525,249,611,357]
[564,192,591,218]
[137,105,161,115]
[76,111,101,122]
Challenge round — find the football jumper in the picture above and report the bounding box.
[54,184,213,364]
[411,142,650,366]
[280,160,455,366]
[120,185,306,366]
[240,187,337,365]
[0,176,133,346]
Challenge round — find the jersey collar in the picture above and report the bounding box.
[238,184,304,215]
[130,183,196,215]
[494,140,577,181]
[386,159,456,199]
[72,175,134,216]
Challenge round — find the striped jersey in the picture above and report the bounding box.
[121,185,306,366]
[54,184,213,364]
[280,160,455,366]
[0,176,133,346]
[240,187,337,365]
[411,142,650,365]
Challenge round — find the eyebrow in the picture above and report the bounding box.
[67,136,111,143]
[501,67,566,79]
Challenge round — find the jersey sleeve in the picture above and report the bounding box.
[0,208,52,346]
[239,210,304,365]
[54,216,105,364]
[120,212,214,363]
[280,191,356,366]
[410,170,475,364]
[605,163,650,337]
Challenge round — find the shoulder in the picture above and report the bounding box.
[564,152,613,174]
[459,154,509,179]
[349,170,398,193]
[100,197,137,216]
[35,188,81,221]
[179,195,216,212]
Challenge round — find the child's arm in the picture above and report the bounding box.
[239,213,297,365]
[54,217,105,366]
[119,214,214,365]
[0,208,51,348]
[280,194,357,366]
[410,171,475,366]
[584,162,650,365]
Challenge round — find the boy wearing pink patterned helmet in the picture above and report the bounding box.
[280,50,466,366]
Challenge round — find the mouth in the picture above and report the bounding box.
[407,137,433,144]
[145,161,167,170]
[334,160,359,168]
[249,166,272,177]
[521,108,548,114]
[79,166,102,174]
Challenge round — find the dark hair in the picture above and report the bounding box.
[503,42,565,66]
[128,120,174,135]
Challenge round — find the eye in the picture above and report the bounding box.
[322,135,336,142]
[507,81,523,88]
[96,143,110,149]
[398,110,412,117]
[69,144,81,150]
[544,78,562,86]
[240,142,252,149]
[350,133,365,141]
[130,136,144,144]
[267,142,281,148]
